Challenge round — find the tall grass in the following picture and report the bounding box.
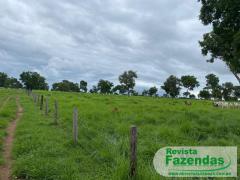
[11,90,240,179]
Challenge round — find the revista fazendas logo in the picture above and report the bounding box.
[165,148,224,166]
[153,146,237,177]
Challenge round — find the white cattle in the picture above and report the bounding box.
[213,101,240,109]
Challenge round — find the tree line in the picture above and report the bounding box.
[0,70,239,101]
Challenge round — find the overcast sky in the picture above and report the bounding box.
[0,0,238,93]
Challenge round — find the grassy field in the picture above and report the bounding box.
[0,89,239,179]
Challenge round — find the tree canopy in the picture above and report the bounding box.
[20,71,48,90]
[0,72,8,87]
[119,70,137,95]
[161,75,181,98]
[199,0,240,83]
[148,86,158,97]
[5,77,22,89]
[112,85,126,95]
[89,85,98,93]
[97,80,114,94]
[222,82,234,101]
[199,90,211,100]
[204,74,222,99]
[234,86,240,98]
[80,80,88,92]
[181,75,199,97]
[52,80,79,92]
[0,72,22,88]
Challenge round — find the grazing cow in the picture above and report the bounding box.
[184,101,192,106]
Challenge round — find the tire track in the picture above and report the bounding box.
[0,97,23,180]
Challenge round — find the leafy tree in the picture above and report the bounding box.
[205,74,219,90]
[234,86,240,99]
[52,80,79,92]
[97,80,113,94]
[5,77,22,88]
[119,70,138,95]
[183,92,190,98]
[0,72,22,89]
[80,80,88,92]
[199,0,240,83]
[189,94,196,99]
[89,85,98,93]
[130,90,139,96]
[161,75,181,98]
[198,90,211,100]
[20,71,48,90]
[148,86,158,97]
[0,72,8,87]
[204,74,222,99]
[142,89,148,96]
[181,75,199,98]
[222,82,234,101]
[112,85,126,95]
[212,86,223,100]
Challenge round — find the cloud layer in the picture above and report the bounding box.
[0,0,238,93]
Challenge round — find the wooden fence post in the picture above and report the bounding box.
[73,107,78,144]
[37,95,39,105]
[54,100,58,124]
[45,97,49,116]
[129,125,137,178]
[34,94,37,103]
[40,95,43,110]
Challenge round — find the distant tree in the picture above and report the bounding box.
[211,86,223,100]
[119,70,138,95]
[52,80,79,92]
[222,82,234,101]
[162,94,168,98]
[183,92,190,98]
[97,80,113,94]
[112,85,126,95]
[5,77,22,89]
[234,86,240,99]
[80,80,88,92]
[205,74,219,90]
[0,72,8,87]
[161,75,181,98]
[89,85,98,93]
[199,0,240,84]
[148,86,158,97]
[198,90,211,100]
[142,89,148,96]
[189,94,196,99]
[181,75,199,98]
[205,74,222,99]
[20,71,48,90]
[130,90,139,96]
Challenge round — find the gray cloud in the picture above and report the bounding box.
[0,0,238,93]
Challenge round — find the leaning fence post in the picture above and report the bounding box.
[73,107,78,144]
[45,97,49,116]
[129,125,137,178]
[40,95,43,110]
[54,100,58,125]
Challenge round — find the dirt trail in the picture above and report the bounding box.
[0,97,23,180]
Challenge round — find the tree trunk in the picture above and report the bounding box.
[233,72,240,84]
